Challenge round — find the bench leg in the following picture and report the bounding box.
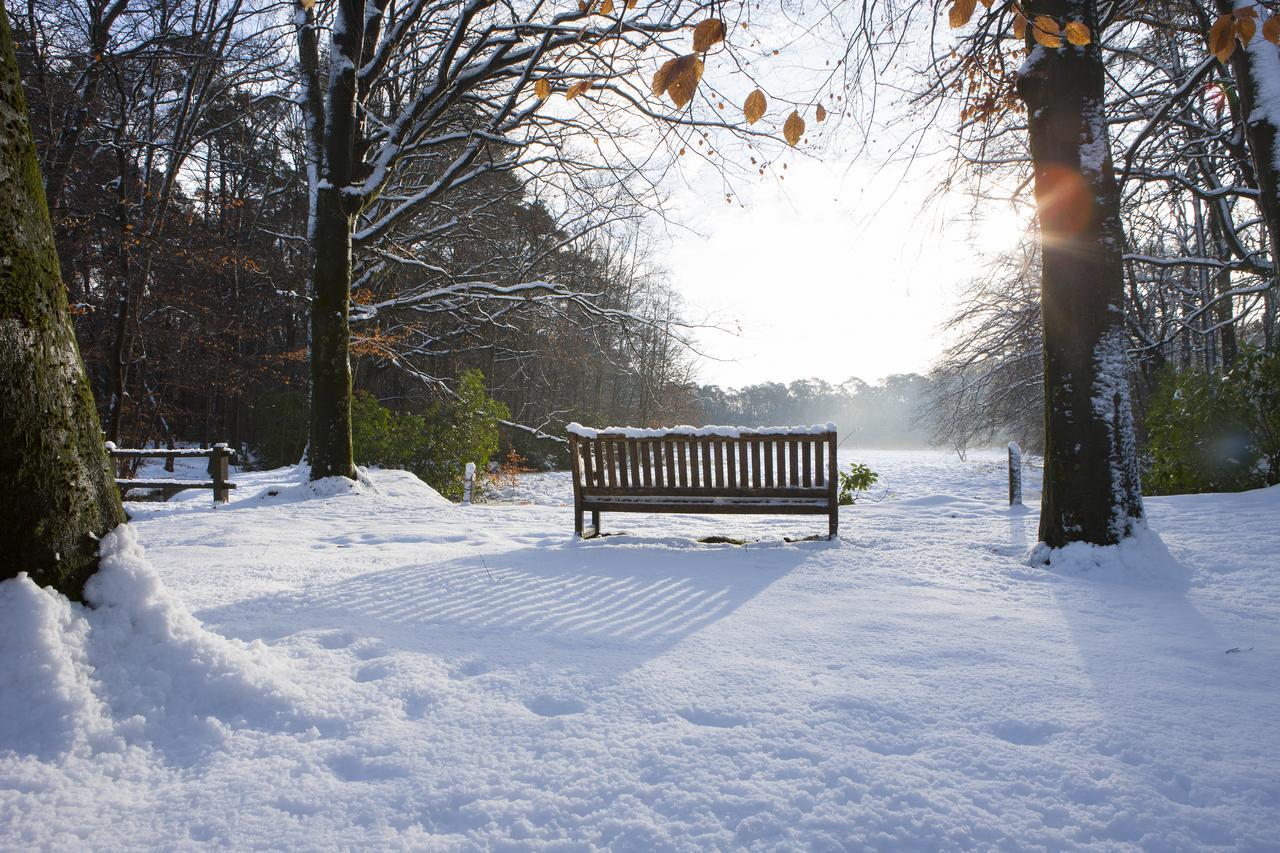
[591,510,600,538]
[828,509,838,540]
[575,506,584,538]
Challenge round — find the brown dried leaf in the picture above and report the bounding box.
[949,0,977,29]
[1032,15,1061,48]
[1237,16,1256,44]
[652,57,675,96]
[667,55,703,107]
[783,110,804,147]
[1265,15,1280,45]
[299,0,316,9]
[1210,14,1236,62]
[565,79,593,100]
[1236,5,1258,18]
[653,54,703,107]
[744,89,767,124]
[600,0,614,13]
[816,103,827,122]
[1012,13,1026,39]
[692,18,727,52]
[535,78,551,100]
[1064,21,1090,45]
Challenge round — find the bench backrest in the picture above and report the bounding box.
[569,427,838,499]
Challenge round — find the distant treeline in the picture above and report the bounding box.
[694,376,935,449]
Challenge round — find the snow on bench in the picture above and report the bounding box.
[567,424,839,540]
[107,443,237,503]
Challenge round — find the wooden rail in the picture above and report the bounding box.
[107,443,237,503]
[568,426,839,539]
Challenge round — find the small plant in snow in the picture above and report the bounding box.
[838,463,879,506]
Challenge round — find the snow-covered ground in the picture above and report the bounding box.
[2,451,1277,849]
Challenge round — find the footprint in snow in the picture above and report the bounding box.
[525,695,587,717]
[354,662,392,683]
[990,719,1062,745]
[863,738,921,756]
[402,690,438,719]
[449,658,490,679]
[352,643,388,660]
[318,630,355,649]
[677,708,746,728]
[326,753,410,782]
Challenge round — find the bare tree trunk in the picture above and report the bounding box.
[1017,0,1145,549]
[305,0,362,480]
[1219,0,1280,349]
[0,5,125,598]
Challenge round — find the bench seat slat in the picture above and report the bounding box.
[581,500,830,515]
[583,486,827,499]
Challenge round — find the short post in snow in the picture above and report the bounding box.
[210,443,233,503]
[1007,441,1023,506]
[462,462,476,506]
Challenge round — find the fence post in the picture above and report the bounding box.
[463,462,476,505]
[1008,441,1022,506]
[212,443,232,503]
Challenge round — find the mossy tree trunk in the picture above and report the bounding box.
[1017,0,1145,549]
[0,5,126,598]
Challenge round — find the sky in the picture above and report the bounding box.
[664,150,1025,390]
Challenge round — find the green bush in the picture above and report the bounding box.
[351,369,510,500]
[1145,348,1280,495]
[838,462,879,506]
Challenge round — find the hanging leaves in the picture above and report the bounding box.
[1012,13,1026,39]
[652,54,704,107]
[1237,16,1257,45]
[1265,16,1280,45]
[744,89,767,124]
[299,0,316,9]
[535,78,551,100]
[565,79,593,100]
[1210,14,1236,62]
[949,0,977,29]
[1064,21,1090,45]
[783,110,804,147]
[1031,15,1061,48]
[600,0,614,13]
[816,103,827,122]
[692,18,727,52]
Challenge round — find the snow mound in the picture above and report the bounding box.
[252,465,451,507]
[1030,524,1190,588]
[0,527,317,764]
[360,467,452,506]
[0,576,114,760]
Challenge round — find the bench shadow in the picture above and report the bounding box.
[195,539,812,676]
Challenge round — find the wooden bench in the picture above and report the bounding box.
[107,444,237,503]
[568,424,839,539]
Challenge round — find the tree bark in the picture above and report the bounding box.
[1017,0,1145,549]
[0,5,126,598]
[1218,0,1280,349]
[305,0,363,480]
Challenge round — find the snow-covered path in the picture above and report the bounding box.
[2,455,1278,849]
